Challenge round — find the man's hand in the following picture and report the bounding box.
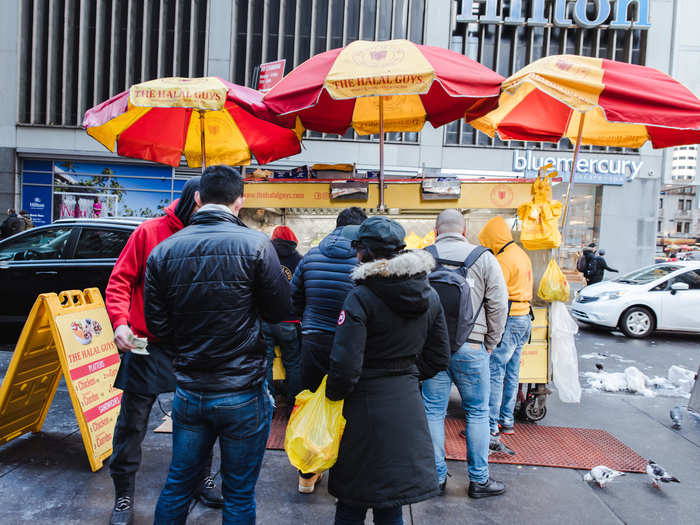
[114,324,137,352]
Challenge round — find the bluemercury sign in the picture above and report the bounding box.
[457,0,650,30]
[512,150,643,185]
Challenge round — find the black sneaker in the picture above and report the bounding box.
[489,436,516,456]
[439,479,447,496]
[467,478,506,499]
[109,495,134,525]
[195,475,224,508]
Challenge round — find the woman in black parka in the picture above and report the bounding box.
[325,217,451,525]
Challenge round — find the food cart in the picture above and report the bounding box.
[250,173,552,422]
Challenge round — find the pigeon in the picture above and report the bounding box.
[595,363,604,371]
[489,436,516,456]
[583,465,625,488]
[670,405,683,430]
[646,460,680,488]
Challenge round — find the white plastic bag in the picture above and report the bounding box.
[550,301,581,403]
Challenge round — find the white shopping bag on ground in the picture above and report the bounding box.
[550,301,581,403]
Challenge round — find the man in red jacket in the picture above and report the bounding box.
[105,177,222,525]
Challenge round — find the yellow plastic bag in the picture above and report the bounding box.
[404,231,423,250]
[517,164,563,250]
[284,376,346,473]
[421,230,436,248]
[538,259,570,302]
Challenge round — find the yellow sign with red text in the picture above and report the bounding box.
[0,289,121,472]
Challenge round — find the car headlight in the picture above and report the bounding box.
[596,291,625,301]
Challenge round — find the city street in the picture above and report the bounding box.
[0,327,698,525]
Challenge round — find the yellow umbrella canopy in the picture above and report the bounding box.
[83,77,302,169]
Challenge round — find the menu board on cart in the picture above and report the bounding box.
[0,288,121,472]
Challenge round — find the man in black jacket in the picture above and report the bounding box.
[586,249,619,285]
[145,166,290,524]
[1,209,23,239]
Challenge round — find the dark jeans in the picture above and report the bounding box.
[154,384,273,525]
[300,329,335,392]
[110,391,214,497]
[110,390,157,494]
[335,501,403,525]
[262,322,302,406]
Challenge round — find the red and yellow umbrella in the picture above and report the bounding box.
[264,39,504,208]
[471,55,700,148]
[83,77,302,169]
[264,39,504,135]
[471,55,700,237]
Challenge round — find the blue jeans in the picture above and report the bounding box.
[154,384,273,525]
[335,501,403,525]
[489,315,532,434]
[263,322,302,406]
[422,342,490,484]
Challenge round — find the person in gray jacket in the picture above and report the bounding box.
[422,208,508,499]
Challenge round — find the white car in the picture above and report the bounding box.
[571,261,700,338]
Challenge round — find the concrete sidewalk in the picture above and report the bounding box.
[0,351,698,525]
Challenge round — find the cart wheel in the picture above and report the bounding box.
[524,397,547,422]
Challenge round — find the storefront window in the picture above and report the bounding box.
[21,159,177,225]
[551,183,601,271]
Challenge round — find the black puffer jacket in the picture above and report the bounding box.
[326,250,450,508]
[144,208,290,392]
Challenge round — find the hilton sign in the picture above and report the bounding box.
[457,0,650,30]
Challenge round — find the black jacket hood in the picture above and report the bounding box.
[190,208,246,227]
[352,250,435,319]
[272,238,298,257]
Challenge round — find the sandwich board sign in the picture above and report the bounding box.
[0,288,122,472]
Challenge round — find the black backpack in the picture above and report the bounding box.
[576,254,588,273]
[425,244,491,354]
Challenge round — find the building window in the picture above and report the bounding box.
[659,198,663,209]
[18,1,209,127]
[686,200,693,211]
[684,222,690,234]
[233,0,426,145]
[21,159,179,227]
[447,0,647,152]
[676,222,683,233]
[678,200,684,210]
[657,221,661,233]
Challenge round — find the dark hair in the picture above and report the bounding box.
[336,207,367,227]
[357,243,400,263]
[174,176,201,225]
[199,166,244,205]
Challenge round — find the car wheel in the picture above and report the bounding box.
[619,307,655,338]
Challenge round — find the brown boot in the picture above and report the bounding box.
[298,472,323,494]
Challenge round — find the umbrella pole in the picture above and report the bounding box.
[560,113,586,245]
[378,97,386,212]
[199,110,206,174]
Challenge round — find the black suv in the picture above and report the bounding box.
[0,218,143,339]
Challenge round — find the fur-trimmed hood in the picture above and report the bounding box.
[351,250,435,281]
[352,250,436,319]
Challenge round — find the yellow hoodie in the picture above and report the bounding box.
[478,216,533,316]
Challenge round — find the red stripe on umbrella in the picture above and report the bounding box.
[227,102,302,165]
[117,107,192,167]
[497,89,572,143]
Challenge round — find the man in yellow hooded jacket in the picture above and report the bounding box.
[478,216,533,438]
